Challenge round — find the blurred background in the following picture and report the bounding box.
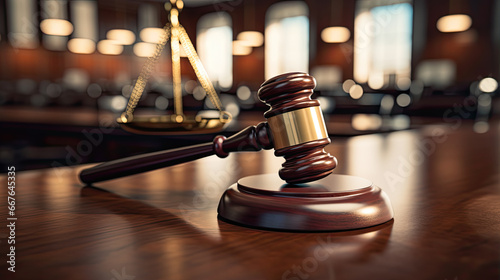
[0,0,499,171]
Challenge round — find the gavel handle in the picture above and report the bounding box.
[79,122,272,184]
[80,142,214,184]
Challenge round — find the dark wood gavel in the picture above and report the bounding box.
[80,72,337,184]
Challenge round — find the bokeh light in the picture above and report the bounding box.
[321,26,350,43]
[349,84,364,99]
[437,14,472,33]
[342,79,356,93]
[107,29,136,45]
[40,19,73,36]
[396,94,411,107]
[478,77,498,93]
[68,38,95,54]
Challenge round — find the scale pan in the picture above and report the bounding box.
[118,115,229,135]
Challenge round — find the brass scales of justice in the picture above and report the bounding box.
[117,0,232,135]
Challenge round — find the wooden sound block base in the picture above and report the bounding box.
[217,174,394,231]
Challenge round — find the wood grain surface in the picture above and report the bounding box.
[1,121,499,280]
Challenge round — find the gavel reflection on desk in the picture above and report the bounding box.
[80,72,394,231]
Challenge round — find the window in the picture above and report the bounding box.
[197,12,232,90]
[354,1,413,89]
[265,1,309,79]
[6,0,38,49]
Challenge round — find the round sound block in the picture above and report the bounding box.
[217,174,394,231]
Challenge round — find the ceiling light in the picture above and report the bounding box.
[40,19,74,36]
[97,40,123,55]
[236,31,264,47]
[437,14,472,33]
[107,29,136,45]
[233,40,252,56]
[68,38,95,54]
[321,26,351,43]
[133,42,156,57]
[140,27,164,44]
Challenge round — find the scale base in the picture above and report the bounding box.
[217,174,394,231]
[118,115,228,135]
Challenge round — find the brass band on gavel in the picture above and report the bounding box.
[267,106,328,150]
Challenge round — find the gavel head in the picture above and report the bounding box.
[258,72,337,184]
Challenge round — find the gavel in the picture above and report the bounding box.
[80,72,337,184]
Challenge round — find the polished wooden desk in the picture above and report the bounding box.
[1,121,499,280]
